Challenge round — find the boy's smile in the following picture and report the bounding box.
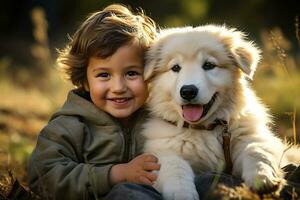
[86,40,148,121]
[108,97,133,107]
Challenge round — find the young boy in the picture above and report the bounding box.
[28,4,162,200]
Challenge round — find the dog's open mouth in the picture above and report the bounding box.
[182,93,218,122]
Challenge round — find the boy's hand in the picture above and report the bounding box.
[110,154,160,186]
[126,154,160,185]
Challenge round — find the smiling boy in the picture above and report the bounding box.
[28,4,161,200]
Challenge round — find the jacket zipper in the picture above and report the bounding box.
[122,127,131,162]
[120,109,142,162]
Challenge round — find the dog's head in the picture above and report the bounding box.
[145,25,260,125]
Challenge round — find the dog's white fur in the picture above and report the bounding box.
[142,25,299,200]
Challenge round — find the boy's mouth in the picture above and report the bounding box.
[108,97,133,104]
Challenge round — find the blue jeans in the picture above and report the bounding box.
[195,172,242,199]
[104,172,242,200]
[104,183,163,200]
[104,166,300,200]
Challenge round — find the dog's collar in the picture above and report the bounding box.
[166,118,226,130]
[182,119,226,130]
[165,118,233,174]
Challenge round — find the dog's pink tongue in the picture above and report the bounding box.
[182,105,204,122]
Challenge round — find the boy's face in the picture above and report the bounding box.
[86,41,148,120]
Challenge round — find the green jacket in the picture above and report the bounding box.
[28,89,148,200]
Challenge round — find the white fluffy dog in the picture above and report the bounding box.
[142,25,299,200]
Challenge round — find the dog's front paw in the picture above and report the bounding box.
[244,164,283,193]
[162,182,199,200]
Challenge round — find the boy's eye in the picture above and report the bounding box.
[126,71,140,77]
[96,72,110,78]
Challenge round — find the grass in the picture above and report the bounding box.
[0,64,72,185]
[253,27,300,142]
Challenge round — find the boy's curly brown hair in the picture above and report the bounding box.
[57,4,157,89]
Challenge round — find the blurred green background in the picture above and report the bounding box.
[0,0,299,185]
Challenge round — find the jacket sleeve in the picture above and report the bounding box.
[28,117,113,199]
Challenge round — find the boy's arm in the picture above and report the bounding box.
[28,119,113,199]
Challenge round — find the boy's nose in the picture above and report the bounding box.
[111,77,127,93]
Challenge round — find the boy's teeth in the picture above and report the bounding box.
[114,98,127,103]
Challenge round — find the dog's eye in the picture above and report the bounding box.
[171,64,181,72]
[202,61,216,70]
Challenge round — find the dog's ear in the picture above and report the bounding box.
[144,43,162,82]
[230,36,261,79]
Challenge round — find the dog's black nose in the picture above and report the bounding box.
[180,85,198,100]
